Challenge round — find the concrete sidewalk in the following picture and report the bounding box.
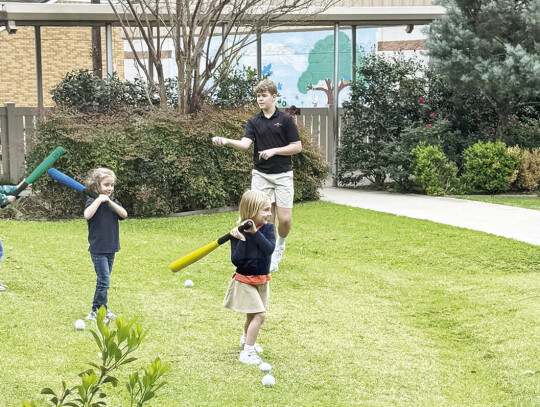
[319,187,540,246]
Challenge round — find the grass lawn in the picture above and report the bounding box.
[457,195,540,211]
[1,201,539,406]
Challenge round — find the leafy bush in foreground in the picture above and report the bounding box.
[23,307,169,407]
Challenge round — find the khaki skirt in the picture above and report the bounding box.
[223,279,269,313]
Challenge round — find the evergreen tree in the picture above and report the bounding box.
[425,0,540,139]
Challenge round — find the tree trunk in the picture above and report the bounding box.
[495,104,512,141]
[154,60,168,109]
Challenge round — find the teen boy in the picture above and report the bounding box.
[212,79,302,271]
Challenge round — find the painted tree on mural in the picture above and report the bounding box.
[297,31,359,106]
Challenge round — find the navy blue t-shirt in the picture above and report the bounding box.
[230,223,276,276]
[244,109,300,174]
[85,197,124,253]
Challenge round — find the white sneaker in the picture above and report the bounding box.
[86,311,97,321]
[239,350,262,365]
[240,339,263,353]
[0,283,7,288]
[105,310,117,321]
[240,333,263,353]
[270,244,285,272]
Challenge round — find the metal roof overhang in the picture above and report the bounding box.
[0,3,445,28]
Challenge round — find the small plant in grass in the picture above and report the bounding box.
[22,307,169,407]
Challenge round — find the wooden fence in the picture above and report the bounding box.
[295,106,344,177]
[0,103,38,184]
[0,104,344,185]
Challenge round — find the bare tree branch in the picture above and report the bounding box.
[109,0,338,113]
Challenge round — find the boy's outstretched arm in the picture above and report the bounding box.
[0,195,16,208]
[212,136,252,151]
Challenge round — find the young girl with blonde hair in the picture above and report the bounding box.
[223,190,276,365]
[83,168,127,322]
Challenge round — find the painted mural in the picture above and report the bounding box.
[237,29,377,108]
[124,28,377,107]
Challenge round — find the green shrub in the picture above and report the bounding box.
[337,52,427,189]
[51,69,178,113]
[393,119,464,191]
[462,141,520,193]
[26,108,327,218]
[411,142,459,196]
[292,122,329,201]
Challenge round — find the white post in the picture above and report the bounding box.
[332,23,340,186]
[105,23,113,77]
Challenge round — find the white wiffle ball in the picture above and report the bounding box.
[75,319,85,330]
[184,279,194,288]
[259,362,272,372]
[262,374,275,387]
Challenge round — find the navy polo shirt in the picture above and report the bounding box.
[231,223,276,276]
[85,197,124,253]
[244,109,300,174]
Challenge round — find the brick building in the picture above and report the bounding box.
[0,25,124,107]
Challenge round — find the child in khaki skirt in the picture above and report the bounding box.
[223,190,275,365]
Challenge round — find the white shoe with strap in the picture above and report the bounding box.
[240,333,263,353]
[86,311,97,321]
[239,350,262,365]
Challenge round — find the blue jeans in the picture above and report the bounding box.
[90,252,115,312]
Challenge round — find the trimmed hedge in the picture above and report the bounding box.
[461,141,520,194]
[411,142,459,196]
[26,108,328,218]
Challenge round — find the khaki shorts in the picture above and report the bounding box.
[251,169,294,209]
[223,279,269,314]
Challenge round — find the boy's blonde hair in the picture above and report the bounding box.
[238,190,271,222]
[85,167,116,195]
[254,79,278,96]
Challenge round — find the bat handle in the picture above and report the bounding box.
[239,220,253,232]
[217,220,253,245]
[11,181,28,198]
[83,188,99,199]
